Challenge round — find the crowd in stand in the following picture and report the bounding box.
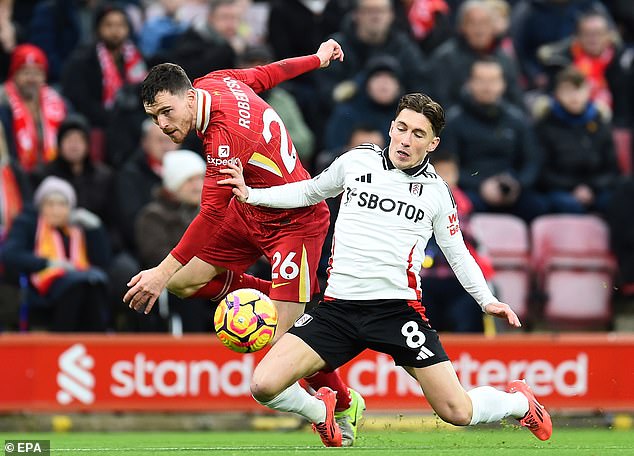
[0,0,632,333]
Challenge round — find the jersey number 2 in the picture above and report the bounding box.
[262,108,297,174]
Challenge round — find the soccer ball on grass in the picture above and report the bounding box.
[213,288,278,353]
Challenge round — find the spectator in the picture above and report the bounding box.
[0,0,21,82]
[156,0,239,79]
[427,0,524,109]
[267,0,350,61]
[27,0,81,84]
[534,67,619,215]
[2,176,110,331]
[322,0,428,102]
[420,150,494,332]
[511,0,611,90]
[0,120,30,242]
[484,0,515,57]
[138,0,188,59]
[31,114,115,227]
[61,3,147,128]
[238,45,315,165]
[325,55,403,151]
[440,58,547,222]
[394,0,452,56]
[315,123,386,175]
[267,0,353,151]
[0,44,67,173]
[537,10,632,127]
[135,150,211,332]
[114,120,178,254]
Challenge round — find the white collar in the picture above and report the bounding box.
[195,88,212,133]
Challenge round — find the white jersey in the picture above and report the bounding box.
[247,144,496,310]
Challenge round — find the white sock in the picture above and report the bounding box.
[255,382,326,424]
[468,386,529,425]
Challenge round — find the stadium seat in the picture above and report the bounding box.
[530,215,616,329]
[470,214,531,321]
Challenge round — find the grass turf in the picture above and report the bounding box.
[1,428,632,455]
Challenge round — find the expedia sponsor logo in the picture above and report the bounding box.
[357,192,425,223]
[294,314,313,327]
[206,155,239,167]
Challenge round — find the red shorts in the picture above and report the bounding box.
[197,199,330,303]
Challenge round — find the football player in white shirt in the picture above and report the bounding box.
[219,93,552,447]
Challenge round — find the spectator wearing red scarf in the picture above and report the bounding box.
[0,44,67,173]
[538,10,631,128]
[61,3,147,129]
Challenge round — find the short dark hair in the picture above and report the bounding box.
[141,63,193,106]
[555,66,587,89]
[396,93,445,136]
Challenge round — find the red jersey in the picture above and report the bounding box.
[171,55,322,265]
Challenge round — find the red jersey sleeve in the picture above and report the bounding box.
[210,55,320,93]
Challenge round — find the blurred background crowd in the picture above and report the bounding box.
[0,0,632,335]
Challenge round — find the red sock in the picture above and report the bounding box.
[305,370,351,411]
[191,271,271,301]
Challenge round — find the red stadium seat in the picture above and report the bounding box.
[530,215,616,329]
[470,214,531,321]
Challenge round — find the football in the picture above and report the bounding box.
[213,288,278,353]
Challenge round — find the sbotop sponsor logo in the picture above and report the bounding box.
[56,344,95,405]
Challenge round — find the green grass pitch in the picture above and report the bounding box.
[2,428,633,455]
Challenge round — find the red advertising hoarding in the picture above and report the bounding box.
[1,333,632,412]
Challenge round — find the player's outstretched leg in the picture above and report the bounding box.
[507,380,553,441]
[335,388,366,447]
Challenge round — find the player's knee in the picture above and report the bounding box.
[250,374,279,403]
[435,403,472,426]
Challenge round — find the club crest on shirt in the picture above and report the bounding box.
[218,145,230,158]
[409,183,423,197]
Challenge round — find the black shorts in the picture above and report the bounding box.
[288,298,449,369]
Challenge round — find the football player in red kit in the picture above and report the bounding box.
[123,40,364,446]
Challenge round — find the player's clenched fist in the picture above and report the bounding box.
[315,39,344,68]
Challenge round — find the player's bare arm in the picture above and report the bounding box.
[123,254,184,314]
[484,302,521,328]
[315,39,344,68]
[218,160,249,202]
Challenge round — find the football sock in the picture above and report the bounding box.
[255,381,326,423]
[191,270,271,301]
[304,370,351,411]
[468,386,529,425]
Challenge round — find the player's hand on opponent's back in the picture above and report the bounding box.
[218,159,249,203]
[484,301,522,328]
[315,39,344,68]
[124,266,171,314]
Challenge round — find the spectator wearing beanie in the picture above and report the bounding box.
[133,150,210,333]
[2,176,111,332]
[324,55,404,151]
[31,114,115,229]
[0,44,67,173]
